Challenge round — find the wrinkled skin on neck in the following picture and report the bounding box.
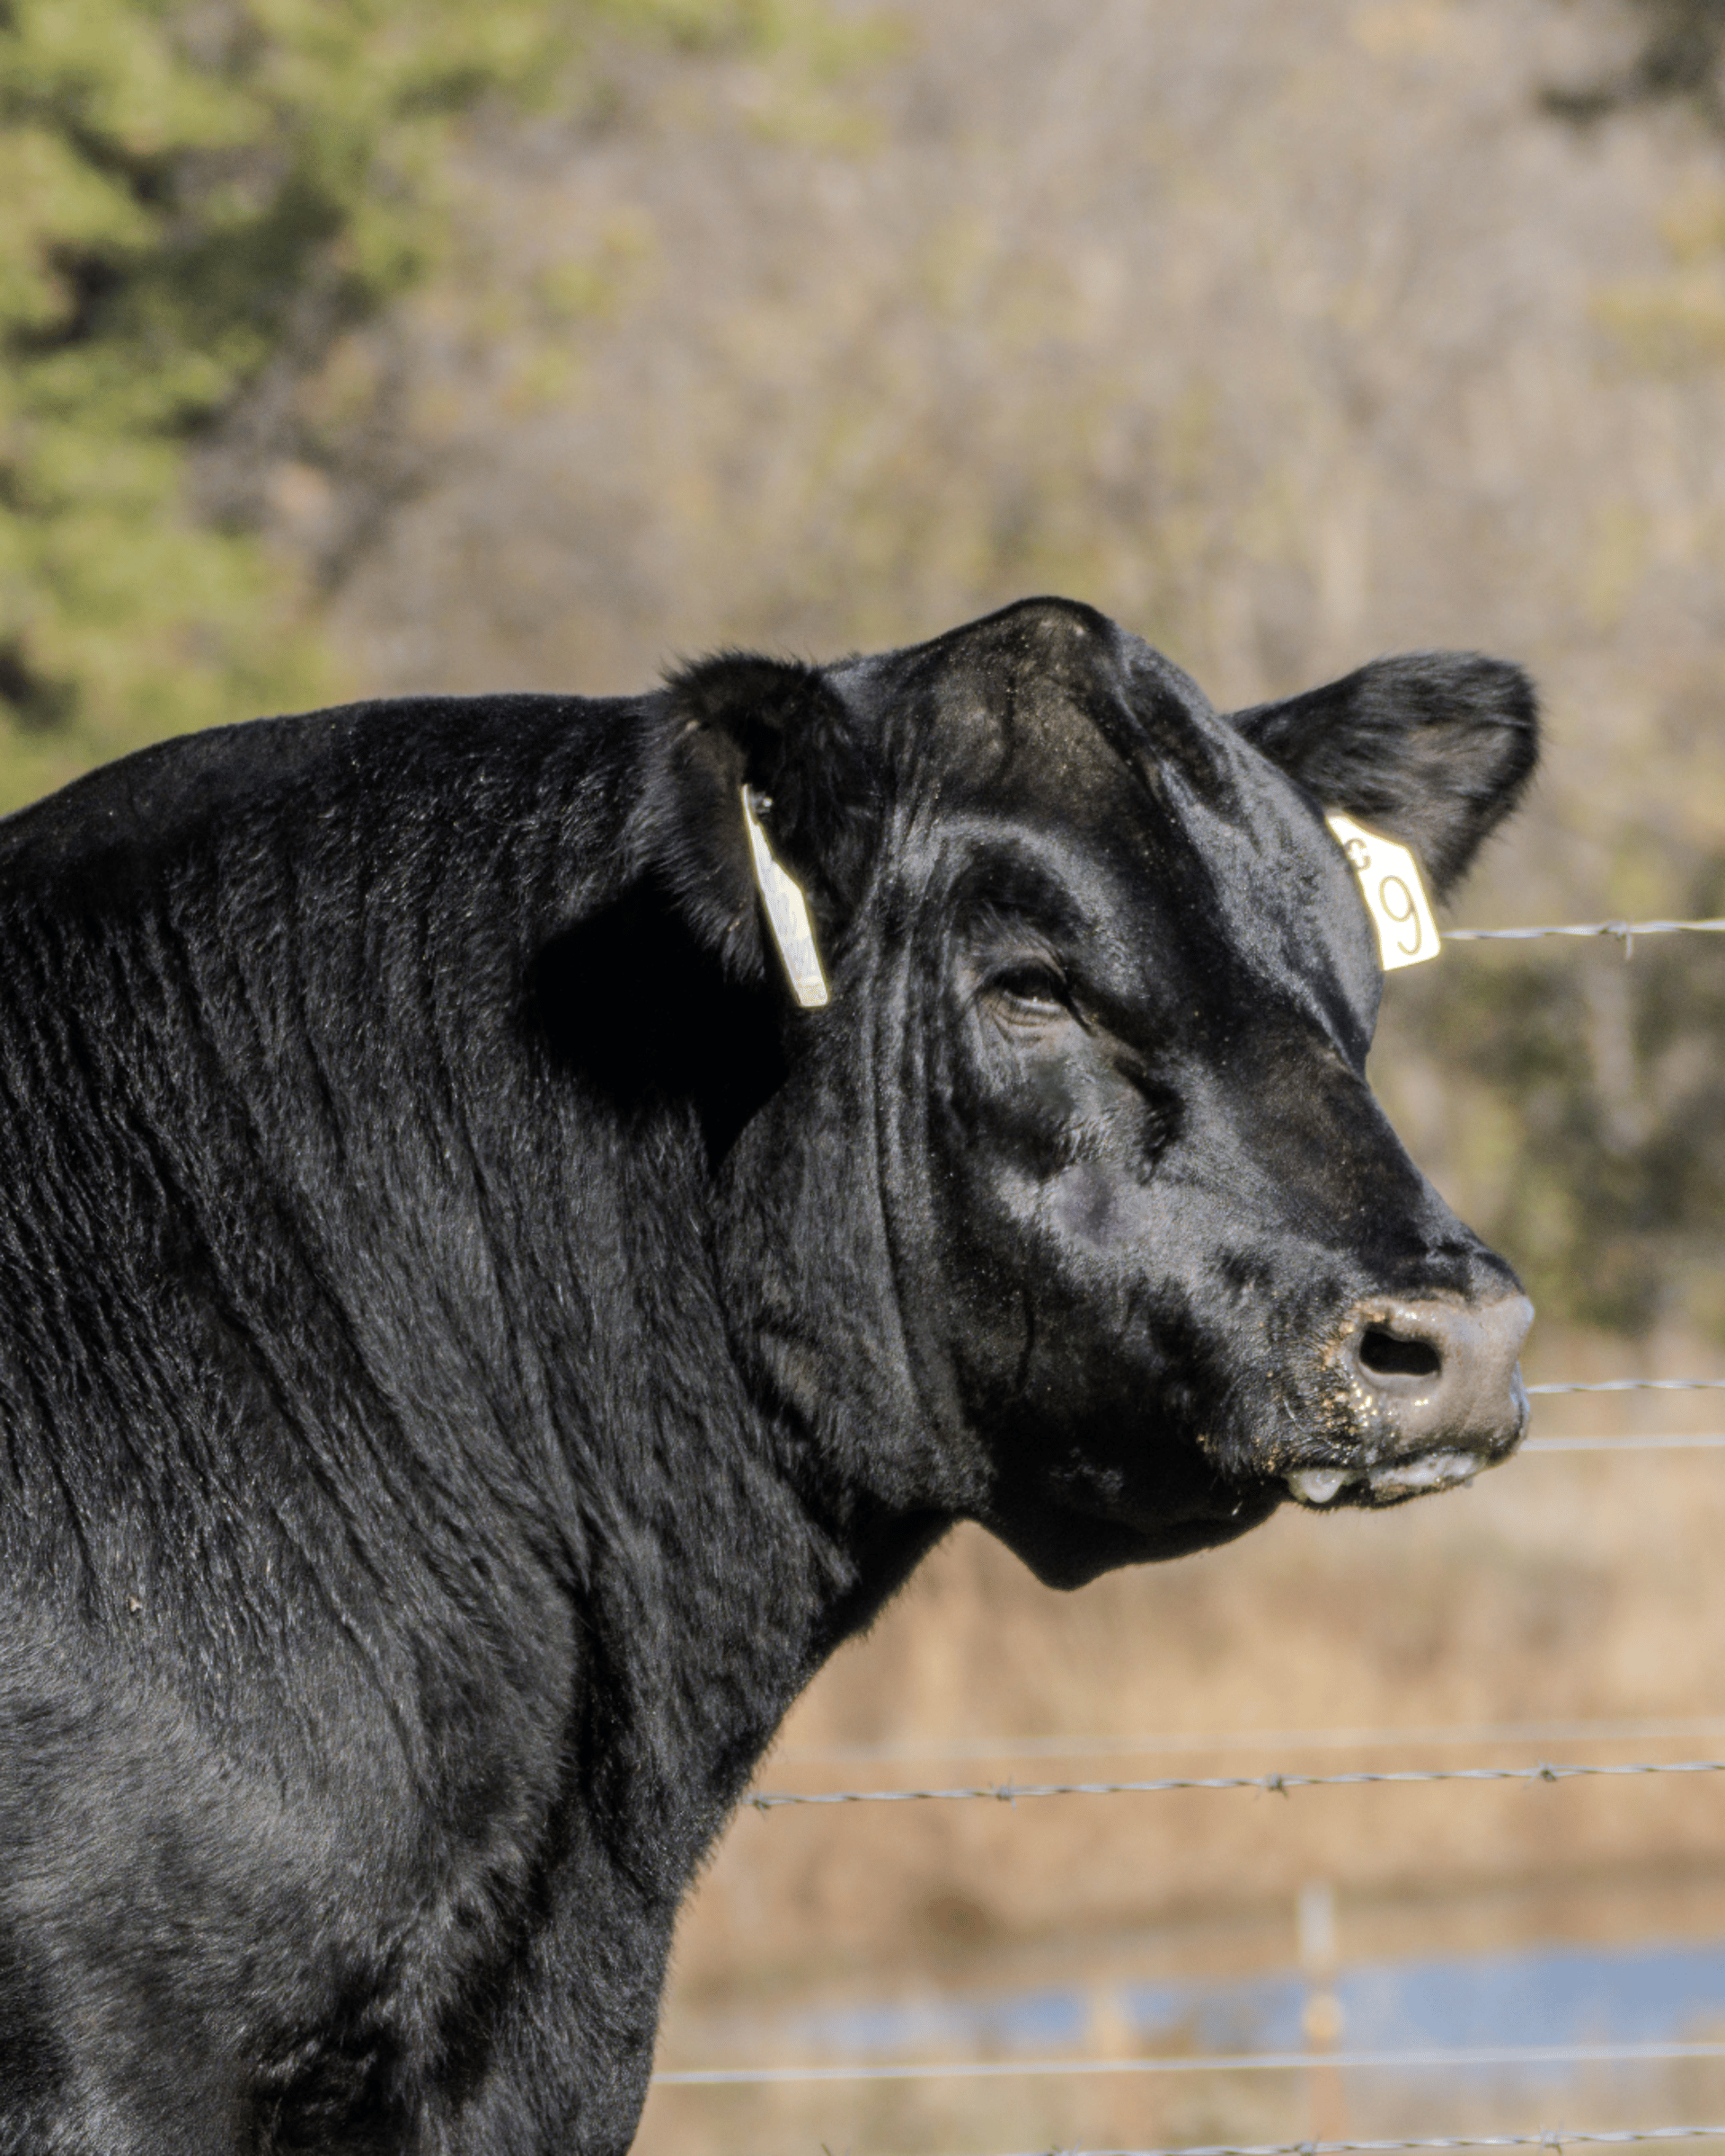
[702,602,1526,1591]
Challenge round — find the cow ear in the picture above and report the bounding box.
[643,651,882,988]
[1227,653,1538,899]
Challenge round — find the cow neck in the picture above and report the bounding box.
[529,1091,943,1889]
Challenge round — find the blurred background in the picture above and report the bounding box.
[14,0,1725,2149]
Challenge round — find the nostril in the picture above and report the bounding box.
[1358,1326,1442,1381]
[1327,1292,1532,1480]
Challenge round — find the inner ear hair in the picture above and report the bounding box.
[638,649,881,986]
[672,651,880,897]
[1229,651,1538,899]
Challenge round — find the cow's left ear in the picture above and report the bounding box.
[642,651,883,988]
[1227,652,1538,898]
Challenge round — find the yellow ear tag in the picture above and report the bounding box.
[741,788,830,1008]
[1324,812,1441,970]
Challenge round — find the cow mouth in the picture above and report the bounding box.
[1284,1448,1487,1509]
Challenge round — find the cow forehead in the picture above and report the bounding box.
[842,597,1230,799]
[845,601,1325,886]
[834,601,1378,1014]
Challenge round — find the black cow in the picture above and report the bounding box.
[0,597,1534,2152]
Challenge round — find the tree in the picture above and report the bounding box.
[0,0,789,811]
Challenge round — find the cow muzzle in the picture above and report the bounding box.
[1286,1290,1535,1509]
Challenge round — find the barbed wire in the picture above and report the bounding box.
[1526,1379,1725,1394]
[654,2039,1725,2086]
[877,2134,1725,2156]
[1446,918,1725,948]
[777,1711,1725,1769]
[744,1757,1725,1810]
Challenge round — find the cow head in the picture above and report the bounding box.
[650,598,1536,1589]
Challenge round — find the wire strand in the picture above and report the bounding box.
[1445,920,1725,941]
[995,2137,1725,2156]
[653,2040,1725,2085]
[775,1712,1725,1769]
[1526,1379,1725,1394]
[744,1758,1725,1809]
[811,2134,1725,2156]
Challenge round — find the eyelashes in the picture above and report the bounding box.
[985,960,1069,1016]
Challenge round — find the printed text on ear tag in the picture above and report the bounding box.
[741,788,830,1008]
[1323,812,1441,971]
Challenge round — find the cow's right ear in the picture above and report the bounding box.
[1227,653,1538,899]
[641,651,883,991]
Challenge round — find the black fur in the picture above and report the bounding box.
[1228,651,1538,897]
[0,600,1536,2152]
[654,652,884,982]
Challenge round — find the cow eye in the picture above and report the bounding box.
[987,960,1069,1015]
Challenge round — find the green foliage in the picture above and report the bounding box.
[0,0,776,811]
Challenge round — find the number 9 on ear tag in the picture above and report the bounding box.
[1324,812,1441,970]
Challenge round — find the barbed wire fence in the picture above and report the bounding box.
[866,2135,1725,2156]
[646,2134,1725,2156]
[651,915,1725,2156]
[742,1758,1725,1808]
[1443,918,1725,950]
[1014,2137,1725,2156]
[659,2049,1725,2089]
